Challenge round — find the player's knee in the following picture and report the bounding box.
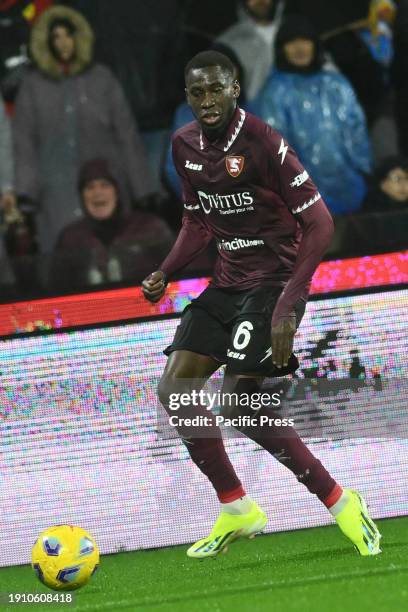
[219,388,239,421]
[220,375,262,423]
[157,375,175,408]
[219,394,240,420]
[157,373,193,410]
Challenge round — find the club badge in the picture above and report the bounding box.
[225,155,245,177]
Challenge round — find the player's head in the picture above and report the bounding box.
[184,50,240,138]
[275,15,324,74]
[243,0,277,23]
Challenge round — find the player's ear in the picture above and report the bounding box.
[233,80,240,99]
[185,87,192,107]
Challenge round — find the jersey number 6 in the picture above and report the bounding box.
[233,321,254,350]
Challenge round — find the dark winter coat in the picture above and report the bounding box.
[13,5,154,253]
[49,210,174,291]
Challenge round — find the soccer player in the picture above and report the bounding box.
[142,51,381,558]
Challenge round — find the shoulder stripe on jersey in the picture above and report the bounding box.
[224,109,246,152]
[184,203,200,210]
[290,170,309,187]
[292,192,321,214]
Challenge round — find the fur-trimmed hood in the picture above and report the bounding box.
[29,5,94,79]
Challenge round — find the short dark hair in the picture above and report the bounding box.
[49,17,76,37]
[374,155,408,183]
[184,50,235,81]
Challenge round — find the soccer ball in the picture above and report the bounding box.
[31,525,99,591]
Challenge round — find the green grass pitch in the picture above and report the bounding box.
[1,517,407,612]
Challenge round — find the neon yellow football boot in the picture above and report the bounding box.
[335,489,381,556]
[187,501,267,559]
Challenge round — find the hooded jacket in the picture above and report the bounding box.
[13,5,154,253]
[253,16,372,214]
[0,97,13,193]
[49,207,175,291]
[49,159,174,291]
[216,1,284,100]
[30,5,94,79]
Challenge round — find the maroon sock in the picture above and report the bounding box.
[182,435,244,500]
[242,406,337,502]
[160,398,244,501]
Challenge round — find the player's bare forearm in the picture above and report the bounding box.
[142,270,167,303]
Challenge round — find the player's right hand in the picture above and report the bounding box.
[142,270,167,303]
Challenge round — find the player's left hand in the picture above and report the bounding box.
[271,315,296,368]
[142,270,167,303]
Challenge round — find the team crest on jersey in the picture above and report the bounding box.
[225,155,245,177]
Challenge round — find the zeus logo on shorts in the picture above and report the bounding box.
[197,190,254,215]
[227,349,246,360]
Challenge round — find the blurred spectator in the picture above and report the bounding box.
[392,0,408,157]
[0,95,15,213]
[181,0,238,57]
[0,94,16,290]
[358,1,398,161]
[283,1,396,128]
[63,1,190,199]
[13,5,155,255]
[164,103,195,205]
[216,0,284,101]
[1,93,39,293]
[66,0,188,132]
[0,0,53,104]
[283,0,371,32]
[49,159,174,292]
[0,232,16,291]
[362,0,395,68]
[363,156,408,211]
[254,16,372,215]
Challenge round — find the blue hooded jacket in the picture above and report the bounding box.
[253,68,372,215]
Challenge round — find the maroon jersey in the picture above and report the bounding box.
[160,107,334,324]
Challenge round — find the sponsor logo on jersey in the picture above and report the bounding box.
[292,192,321,214]
[185,160,203,171]
[278,138,288,165]
[197,190,254,215]
[218,237,265,251]
[225,155,245,177]
[290,170,309,187]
